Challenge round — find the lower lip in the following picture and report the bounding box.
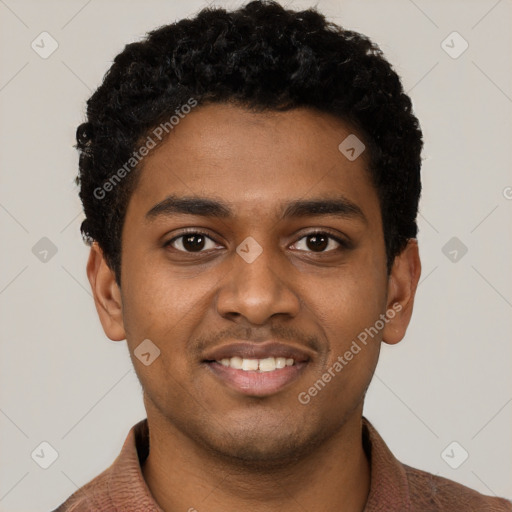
[205,361,308,397]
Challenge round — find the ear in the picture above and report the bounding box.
[381,239,421,345]
[86,242,126,341]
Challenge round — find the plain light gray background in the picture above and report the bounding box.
[0,0,511,510]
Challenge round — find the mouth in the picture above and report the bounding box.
[214,355,297,371]
[202,341,313,397]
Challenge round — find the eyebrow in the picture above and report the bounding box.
[145,195,367,224]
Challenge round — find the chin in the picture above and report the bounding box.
[196,424,324,470]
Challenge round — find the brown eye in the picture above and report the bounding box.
[305,234,329,252]
[166,232,219,253]
[182,234,206,252]
[291,232,344,253]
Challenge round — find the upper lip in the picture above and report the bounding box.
[203,341,314,363]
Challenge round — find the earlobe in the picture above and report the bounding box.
[86,242,126,342]
[381,239,421,345]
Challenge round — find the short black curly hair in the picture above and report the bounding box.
[75,0,422,287]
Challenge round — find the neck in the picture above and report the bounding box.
[142,403,370,512]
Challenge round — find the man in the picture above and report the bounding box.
[54,1,512,510]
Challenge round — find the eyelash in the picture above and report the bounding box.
[163,229,349,254]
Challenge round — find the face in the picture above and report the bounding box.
[88,103,420,466]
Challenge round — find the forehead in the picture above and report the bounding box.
[126,103,380,224]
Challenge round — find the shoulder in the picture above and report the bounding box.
[50,467,112,511]
[50,419,154,512]
[403,463,512,512]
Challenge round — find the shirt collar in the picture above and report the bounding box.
[361,418,411,511]
[105,416,411,511]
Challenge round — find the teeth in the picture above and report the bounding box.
[275,357,286,369]
[230,356,243,369]
[242,358,259,371]
[216,356,296,372]
[259,357,276,372]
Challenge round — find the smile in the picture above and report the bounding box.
[204,358,308,397]
[216,356,296,372]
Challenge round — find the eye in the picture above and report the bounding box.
[291,231,346,253]
[165,231,220,253]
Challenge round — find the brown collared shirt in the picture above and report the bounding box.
[53,417,512,511]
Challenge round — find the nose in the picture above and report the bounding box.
[215,242,300,325]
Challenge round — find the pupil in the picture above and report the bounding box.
[183,234,205,252]
[307,234,328,251]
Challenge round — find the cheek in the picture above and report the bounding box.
[297,273,383,415]
[120,265,210,407]
[307,262,387,341]
[121,257,220,391]
[122,252,214,337]
[301,251,387,387]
